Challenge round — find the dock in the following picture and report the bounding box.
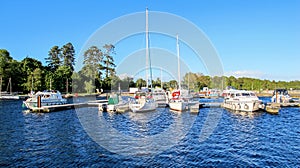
[199,102,222,108]
[29,100,108,112]
[27,99,300,113]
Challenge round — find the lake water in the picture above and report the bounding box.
[0,97,299,167]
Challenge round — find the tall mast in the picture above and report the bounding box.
[145,7,149,88]
[160,67,163,88]
[176,34,181,91]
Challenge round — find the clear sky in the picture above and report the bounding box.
[0,0,299,81]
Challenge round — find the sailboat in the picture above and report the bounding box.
[0,77,19,100]
[129,8,157,112]
[169,35,188,111]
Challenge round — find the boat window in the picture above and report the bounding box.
[250,93,256,96]
[236,93,241,96]
[241,93,250,96]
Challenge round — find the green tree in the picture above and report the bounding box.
[20,57,44,92]
[46,46,61,72]
[0,49,12,76]
[82,46,103,92]
[102,44,116,78]
[0,49,22,92]
[61,42,75,71]
[71,72,83,93]
[54,65,72,93]
[136,78,146,88]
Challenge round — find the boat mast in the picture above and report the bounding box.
[145,7,149,88]
[188,72,190,93]
[176,34,181,91]
[160,67,163,88]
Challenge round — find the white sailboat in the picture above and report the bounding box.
[129,8,157,112]
[169,35,188,111]
[0,77,19,100]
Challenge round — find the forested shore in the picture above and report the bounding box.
[1,43,300,94]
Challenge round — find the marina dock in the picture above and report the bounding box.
[29,100,108,112]
[26,99,300,113]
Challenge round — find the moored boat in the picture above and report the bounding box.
[129,91,157,112]
[169,90,188,111]
[106,93,129,112]
[23,90,67,109]
[271,89,294,103]
[152,88,168,107]
[222,90,264,112]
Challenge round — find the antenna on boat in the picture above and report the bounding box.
[176,34,181,91]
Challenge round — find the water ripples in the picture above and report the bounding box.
[0,98,299,167]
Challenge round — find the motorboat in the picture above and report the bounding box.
[222,90,264,112]
[129,91,157,112]
[221,86,236,98]
[271,89,294,103]
[23,90,67,109]
[152,88,168,107]
[106,93,129,112]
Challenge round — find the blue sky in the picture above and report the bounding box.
[0,0,299,81]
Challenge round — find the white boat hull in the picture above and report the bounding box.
[107,103,130,112]
[129,99,157,112]
[169,101,188,111]
[24,99,67,109]
[0,95,20,100]
[222,100,263,112]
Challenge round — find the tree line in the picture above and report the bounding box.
[0,43,118,94]
[1,44,300,94]
[180,72,300,92]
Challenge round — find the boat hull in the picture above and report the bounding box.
[129,99,157,112]
[23,100,67,109]
[169,101,188,111]
[222,100,263,112]
[107,103,130,112]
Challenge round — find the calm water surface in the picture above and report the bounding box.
[0,97,299,167]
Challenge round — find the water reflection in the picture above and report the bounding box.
[126,109,163,123]
[77,107,197,156]
[226,109,264,119]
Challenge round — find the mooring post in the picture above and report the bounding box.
[37,95,42,108]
